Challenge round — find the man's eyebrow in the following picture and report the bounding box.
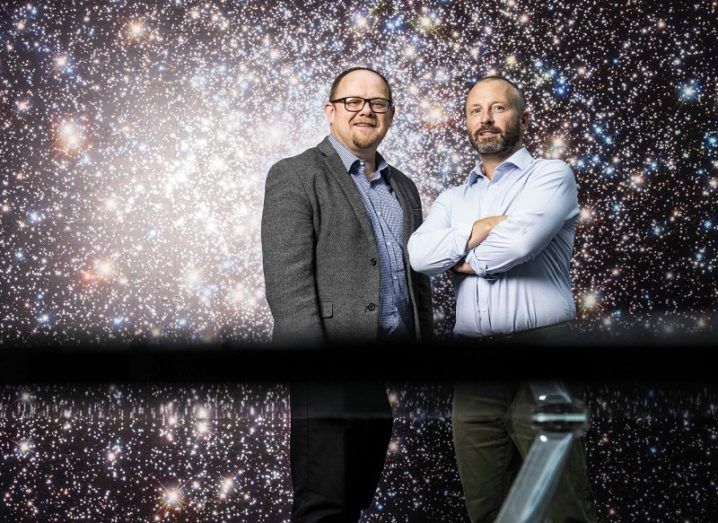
[336,94,390,98]
[468,100,509,106]
[466,100,509,107]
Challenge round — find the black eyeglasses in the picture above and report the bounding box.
[330,97,393,113]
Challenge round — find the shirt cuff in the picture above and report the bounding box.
[466,249,488,277]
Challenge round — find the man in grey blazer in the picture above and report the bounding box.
[261,67,432,522]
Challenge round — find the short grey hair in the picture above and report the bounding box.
[467,75,526,113]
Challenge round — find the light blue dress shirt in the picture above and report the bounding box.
[327,134,413,337]
[408,147,579,337]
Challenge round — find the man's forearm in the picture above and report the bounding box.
[466,215,507,250]
[467,164,579,277]
[453,215,507,274]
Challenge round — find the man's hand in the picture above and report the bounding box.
[452,259,475,274]
[466,215,507,250]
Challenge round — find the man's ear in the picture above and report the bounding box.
[323,102,335,126]
[521,109,529,131]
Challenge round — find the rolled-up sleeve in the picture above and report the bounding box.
[466,162,579,277]
[408,189,474,276]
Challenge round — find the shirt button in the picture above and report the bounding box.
[370,258,377,266]
[367,303,376,311]
[481,308,487,312]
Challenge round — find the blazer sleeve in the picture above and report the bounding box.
[261,160,324,345]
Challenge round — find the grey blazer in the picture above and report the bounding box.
[261,137,433,344]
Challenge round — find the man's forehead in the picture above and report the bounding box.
[467,80,513,100]
[335,70,389,95]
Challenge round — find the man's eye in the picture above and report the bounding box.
[494,105,506,111]
[470,107,481,114]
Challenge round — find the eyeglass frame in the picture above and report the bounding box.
[329,96,393,113]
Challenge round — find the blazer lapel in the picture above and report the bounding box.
[316,138,376,244]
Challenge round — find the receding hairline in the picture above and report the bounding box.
[329,67,393,103]
[466,76,526,112]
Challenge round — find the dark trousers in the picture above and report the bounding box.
[289,382,393,523]
[452,382,598,523]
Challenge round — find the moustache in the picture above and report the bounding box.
[475,126,502,135]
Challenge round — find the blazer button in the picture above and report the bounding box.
[367,303,376,311]
[370,258,377,266]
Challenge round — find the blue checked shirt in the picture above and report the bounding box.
[327,134,413,337]
[408,147,579,337]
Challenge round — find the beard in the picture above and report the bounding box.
[470,117,522,155]
[350,120,381,149]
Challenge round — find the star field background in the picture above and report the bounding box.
[2,384,718,522]
[1,0,717,521]
[1,0,716,341]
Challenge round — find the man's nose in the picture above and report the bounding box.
[358,100,376,117]
[480,109,494,124]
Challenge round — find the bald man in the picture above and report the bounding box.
[409,76,596,523]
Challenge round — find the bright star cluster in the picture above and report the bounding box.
[0,0,715,343]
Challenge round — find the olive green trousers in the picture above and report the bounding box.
[452,381,598,523]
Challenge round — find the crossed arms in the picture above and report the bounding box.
[452,215,507,274]
[407,162,579,277]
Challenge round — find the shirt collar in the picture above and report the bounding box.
[468,147,533,185]
[327,134,389,177]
